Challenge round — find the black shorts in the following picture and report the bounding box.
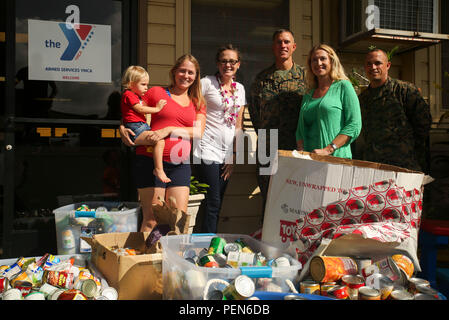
[134,155,191,189]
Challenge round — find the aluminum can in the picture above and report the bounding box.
[235,238,253,253]
[408,277,430,294]
[391,254,414,279]
[213,253,227,267]
[320,283,338,297]
[2,288,23,300]
[0,276,10,293]
[224,243,241,255]
[274,256,290,267]
[358,286,381,300]
[342,275,365,300]
[13,280,33,297]
[39,283,58,299]
[198,254,219,268]
[222,275,255,300]
[310,256,358,283]
[415,284,440,299]
[100,287,118,300]
[50,288,65,300]
[300,280,320,295]
[25,291,46,300]
[58,289,88,300]
[365,273,394,300]
[390,289,414,300]
[361,257,402,282]
[43,270,75,289]
[327,285,349,299]
[414,293,439,300]
[208,237,227,255]
[353,257,372,275]
[81,279,98,298]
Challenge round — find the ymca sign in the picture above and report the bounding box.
[28,19,111,83]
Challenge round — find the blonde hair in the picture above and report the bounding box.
[306,44,348,90]
[169,54,205,111]
[121,65,149,90]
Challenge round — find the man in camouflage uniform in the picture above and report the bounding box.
[358,49,432,173]
[248,29,306,213]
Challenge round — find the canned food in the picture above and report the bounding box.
[274,256,290,267]
[24,291,46,300]
[224,243,241,255]
[408,277,430,294]
[365,273,394,300]
[390,289,414,300]
[222,275,255,300]
[320,284,338,297]
[342,275,365,300]
[198,255,219,268]
[226,251,256,268]
[38,283,58,298]
[415,284,440,299]
[0,276,10,293]
[49,288,65,300]
[185,257,198,265]
[358,286,381,300]
[414,293,439,300]
[95,295,109,300]
[208,237,227,255]
[70,254,88,268]
[57,289,88,300]
[43,270,75,289]
[284,294,308,300]
[213,253,228,267]
[100,287,118,300]
[300,280,320,295]
[255,252,267,266]
[81,279,98,298]
[361,257,401,282]
[13,280,33,297]
[327,285,349,300]
[391,254,414,279]
[235,238,253,253]
[310,256,358,283]
[206,290,224,300]
[353,257,372,274]
[2,288,23,300]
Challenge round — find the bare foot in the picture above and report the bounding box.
[153,168,171,183]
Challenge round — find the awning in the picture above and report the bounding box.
[339,28,449,55]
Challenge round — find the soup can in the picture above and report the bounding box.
[0,276,10,293]
[414,293,439,300]
[365,273,394,300]
[415,284,440,299]
[25,291,46,300]
[101,287,118,300]
[310,256,358,283]
[358,286,381,300]
[341,275,365,300]
[300,280,320,295]
[222,275,255,300]
[408,277,430,294]
[327,285,349,300]
[390,289,414,300]
[2,288,23,300]
[320,283,338,297]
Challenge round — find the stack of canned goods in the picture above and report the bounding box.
[182,236,297,269]
[0,253,118,300]
[300,254,444,300]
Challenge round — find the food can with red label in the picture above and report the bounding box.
[300,280,320,295]
[320,283,338,296]
[310,256,358,283]
[342,275,365,300]
[358,286,381,300]
[0,276,10,293]
[222,275,255,300]
[13,280,33,297]
[57,289,88,300]
[327,285,349,300]
[198,254,219,268]
[43,270,75,289]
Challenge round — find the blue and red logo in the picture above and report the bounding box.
[58,23,95,61]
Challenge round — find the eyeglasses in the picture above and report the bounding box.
[218,59,239,66]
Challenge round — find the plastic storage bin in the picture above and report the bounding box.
[53,202,140,255]
[161,233,302,300]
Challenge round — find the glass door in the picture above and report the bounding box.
[1,0,139,258]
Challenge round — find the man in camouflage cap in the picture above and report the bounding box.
[358,48,432,173]
[248,29,306,214]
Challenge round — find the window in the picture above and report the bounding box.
[191,0,289,93]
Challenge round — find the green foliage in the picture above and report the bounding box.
[189,176,209,195]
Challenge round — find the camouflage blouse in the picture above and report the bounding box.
[358,77,432,172]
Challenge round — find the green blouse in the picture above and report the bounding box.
[295,80,362,159]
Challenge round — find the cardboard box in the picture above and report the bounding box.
[262,150,427,249]
[85,232,163,300]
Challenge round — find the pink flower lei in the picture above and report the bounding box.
[216,74,241,127]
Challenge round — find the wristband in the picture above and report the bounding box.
[330,143,338,153]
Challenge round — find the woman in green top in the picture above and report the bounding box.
[296,44,361,158]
